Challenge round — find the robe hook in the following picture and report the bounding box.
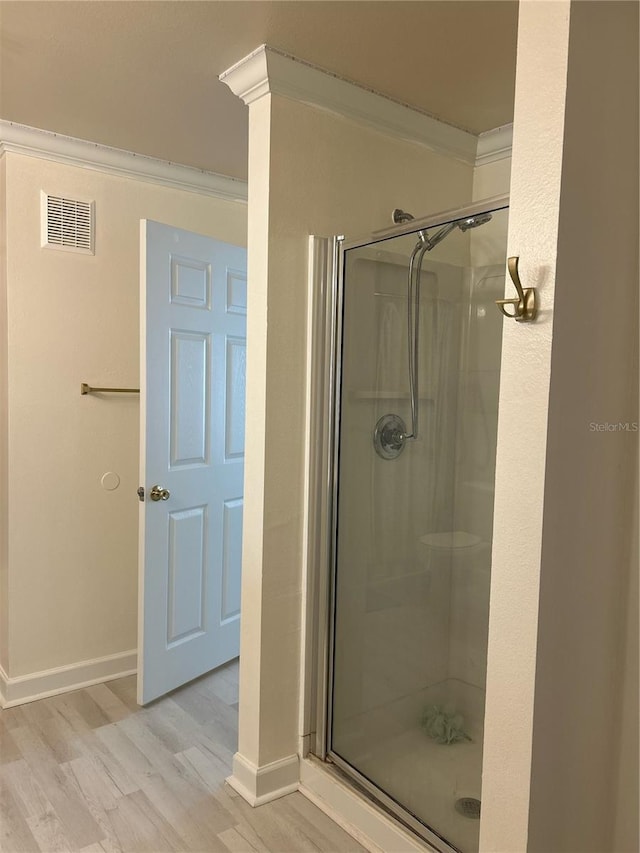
[496,256,537,322]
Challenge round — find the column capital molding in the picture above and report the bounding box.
[220,45,479,165]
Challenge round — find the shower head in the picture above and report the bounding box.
[424,211,493,251]
[457,212,493,232]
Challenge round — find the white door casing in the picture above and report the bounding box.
[138,220,247,705]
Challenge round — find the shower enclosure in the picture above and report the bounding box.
[318,198,509,853]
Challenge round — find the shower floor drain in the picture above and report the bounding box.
[455,797,481,819]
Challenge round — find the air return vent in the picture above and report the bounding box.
[41,192,94,254]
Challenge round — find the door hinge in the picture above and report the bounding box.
[137,486,145,502]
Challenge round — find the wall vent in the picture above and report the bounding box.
[41,192,94,254]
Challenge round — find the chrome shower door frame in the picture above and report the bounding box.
[305,194,508,852]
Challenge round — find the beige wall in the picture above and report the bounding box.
[2,152,246,678]
[482,2,638,851]
[0,154,8,673]
[613,470,639,852]
[481,1,573,848]
[527,2,639,850]
[237,91,474,775]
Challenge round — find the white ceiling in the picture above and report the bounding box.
[0,1,518,180]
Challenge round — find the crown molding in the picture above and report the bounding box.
[0,121,248,203]
[476,124,513,166]
[220,45,479,166]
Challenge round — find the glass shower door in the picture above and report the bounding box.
[328,205,508,853]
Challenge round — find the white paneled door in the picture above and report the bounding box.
[138,221,247,705]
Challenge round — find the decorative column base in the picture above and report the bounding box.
[226,752,300,807]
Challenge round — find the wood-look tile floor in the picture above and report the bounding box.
[0,661,367,853]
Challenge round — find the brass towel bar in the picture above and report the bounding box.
[81,383,140,395]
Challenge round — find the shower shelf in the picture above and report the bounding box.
[350,390,433,402]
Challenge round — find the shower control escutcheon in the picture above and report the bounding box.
[149,485,170,502]
[373,414,408,460]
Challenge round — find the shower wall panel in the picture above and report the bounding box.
[449,263,504,693]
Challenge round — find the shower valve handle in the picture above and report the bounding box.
[373,414,408,460]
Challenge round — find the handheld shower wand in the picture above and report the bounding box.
[374,209,493,459]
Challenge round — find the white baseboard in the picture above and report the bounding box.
[0,649,137,708]
[299,756,435,853]
[227,751,299,806]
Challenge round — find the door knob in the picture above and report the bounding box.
[149,485,170,502]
